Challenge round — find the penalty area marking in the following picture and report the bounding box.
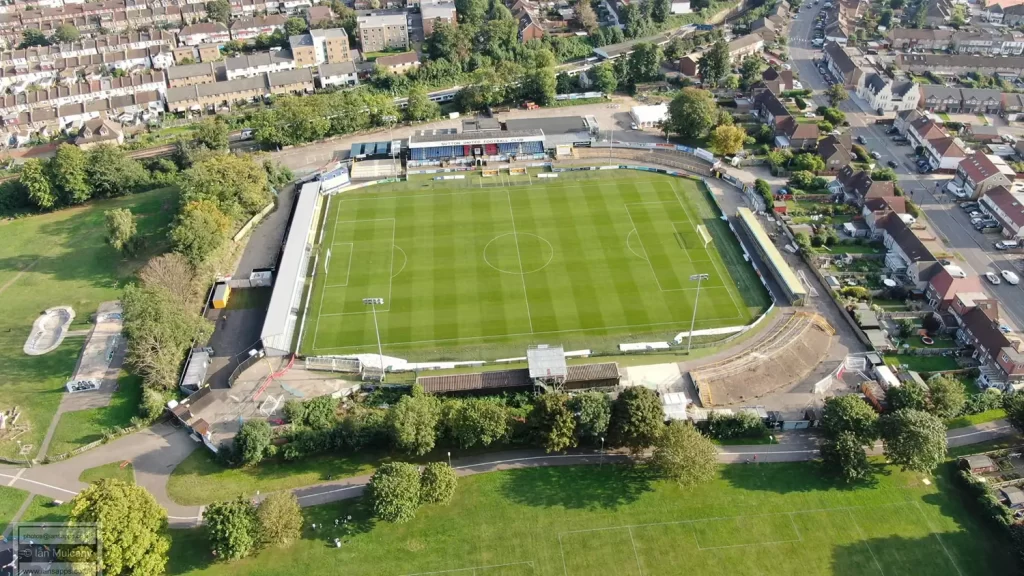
[626,229,648,261]
[392,245,408,279]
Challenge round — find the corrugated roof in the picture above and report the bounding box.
[736,207,806,301]
[418,369,533,393]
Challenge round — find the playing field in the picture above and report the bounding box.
[300,172,770,357]
[165,463,1013,576]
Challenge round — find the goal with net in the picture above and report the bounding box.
[324,247,332,274]
[696,225,712,248]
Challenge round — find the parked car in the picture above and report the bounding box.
[804,112,816,118]
[969,210,982,218]
[1002,270,1020,285]
[887,160,898,169]
[960,202,979,210]
[1001,324,1012,333]
[630,122,639,130]
[995,240,1019,250]
[986,272,1001,284]
[856,135,867,144]
[871,151,882,159]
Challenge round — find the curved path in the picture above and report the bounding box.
[0,419,1013,528]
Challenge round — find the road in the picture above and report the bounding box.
[786,5,1024,331]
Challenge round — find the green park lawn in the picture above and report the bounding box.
[167,448,379,506]
[164,462,1014,576]
[0,485,28,531]
[46,373,144,458]
[0,187,176,460]
[79,461,135,485]
[946,409,1007,430]
[18,494,73,524]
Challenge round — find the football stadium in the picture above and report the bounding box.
[259,121,775,363]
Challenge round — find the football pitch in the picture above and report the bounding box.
[300,172,771,357]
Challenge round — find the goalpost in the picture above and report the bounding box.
[696,225,712,248]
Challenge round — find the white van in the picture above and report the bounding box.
[995,239,1019,250]
[1002,270,1020,285]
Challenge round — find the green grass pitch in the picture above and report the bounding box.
[300,172,770,358]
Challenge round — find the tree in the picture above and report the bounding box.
[667,88,717,139]
[69,479,170,576]
[206,0,232,24]
[609,386,663,453]
[739,56,764,88]
[86,144,148,198]
[455,0,487,24]
[626,42,663,85]
[193,119,230,151]
[18,29,50,49]
[53,24,80,43]
[651,0,671,23]
[20,159,56,210]
[139,253,197,307]
[204,497,260,560]
[1006,393,1024,434]
[49,143,91,206]
[697,38,730,87]
[105,208,137,254]
[556,72,576,94]
[878,409,947,472]
[790,152,825,172]
[578,0,599,33]
[887,380,928,412]
[568,391,611,444]
[530,393,577,453]
[871,167,897,181]
[368,462,422,523]
[950,3,967,27]
[821,395,878,441]
[821,431,873,482]
[284,16,307,36]
[523,66,557,105]
[121,283,212,390]
[591,62,618,94]
[180,153,273,221]
[171,199,231,267]
[650,421,717,486]
[897,318,916,338]
[256,492,303,548]
[826,84,848,107]
[405,86,441,122]
[389,390,441,456]
[235,419,273,466]
[445,399,509,449]
[927,374,967,419]
[419,462,457,505]
[710,124,747,156]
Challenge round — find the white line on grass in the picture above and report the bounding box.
[913,501,965,576]
[399,561,536,576]
[325,243,354,288]
[623,204,668,292]
[627,526,643,576]
[847,510,886,576]
[311,198,345,352]
[506,189,534,333]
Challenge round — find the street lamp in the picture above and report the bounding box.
[362,298,385,382]
[687,273,710,352]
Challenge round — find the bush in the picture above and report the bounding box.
[368,462,422,523]
[852,144,871,163]
[755,178,774,209]
[703,411,766,439]
[955,469,1013,527]
[840,286,870,301]
[794,96,807,110]
[419,462,458,505]
[789,170,814,188]
[235,420,273,467]
[818,121,834,133]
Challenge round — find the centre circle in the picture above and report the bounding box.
[483,233,554,275]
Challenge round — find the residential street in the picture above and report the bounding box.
[786,6,1024,331]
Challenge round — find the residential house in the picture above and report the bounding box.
[856,74,919,113]
[897,53,1024,76]
[179,22,230,46]
[888,28,955,51]
[980,186,1024,240]
[877,212,940,289]
[197,44,222,63]
[517,8,544,43]
[750,17,778,44]
[165,61,217,88]
[357,14,409,52]
[922,135,967,171]
[754,89,789,126]
[421,2,456,37]
[165,74,266,113]
[73,116,122,149]
[375,51,420,74]
[757,66,794,95]
[906,117,947,149]
[926,265,983,311]
[823,41,863,88]
[305,5,334,26]
[964,124,1002,144]
[831,166,896,205]
[229,15,288,41]
[225,51,295,80]
[267,67,314,95]
[1003,92,1024,120]
[960,88,1003,114]
[920,0,955,27]
[172,47,197,65]
[861,196,908,231]
[894,109,924,135]
[727,34,764,62]
[289,28,352,68]
[1006,3,1024,26]
[774,117,819,150]
[956,302,1024,391]
[317,61,358,88]
[919,85,964,113]
[817,133,852,173]
[950,152,1014,199]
